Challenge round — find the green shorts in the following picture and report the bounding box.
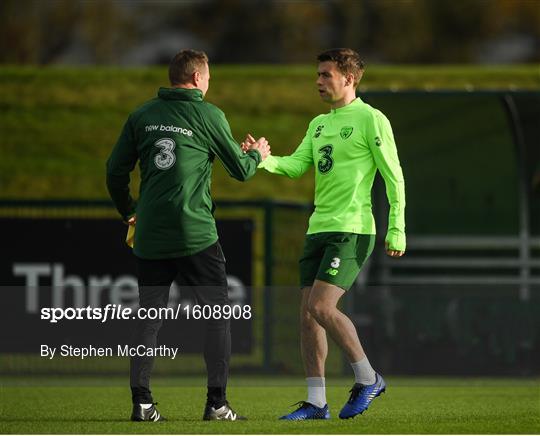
[299,232,376,291]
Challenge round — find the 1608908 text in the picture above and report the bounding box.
[183,304,252,320]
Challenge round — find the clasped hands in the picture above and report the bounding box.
[241,133,271,161]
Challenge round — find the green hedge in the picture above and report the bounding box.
[1,65,538,201]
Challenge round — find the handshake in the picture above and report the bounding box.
[241,133,271,161]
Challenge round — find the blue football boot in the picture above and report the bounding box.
[279,401,330,420]
[339,373,386,419]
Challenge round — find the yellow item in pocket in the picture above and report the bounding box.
[126,224,135,248]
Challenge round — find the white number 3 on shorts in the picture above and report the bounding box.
[331,257,341,268]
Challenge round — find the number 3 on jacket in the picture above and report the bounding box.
[154,138,176,170]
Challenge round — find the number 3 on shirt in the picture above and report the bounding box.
[154,138,176,170]
[317,144,334,174]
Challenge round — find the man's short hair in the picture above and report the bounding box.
[317,48,365,88]
[169,49,209,86]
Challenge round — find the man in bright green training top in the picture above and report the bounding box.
[243,48,405,420]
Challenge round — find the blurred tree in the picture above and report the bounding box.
[494,0,540,34]
[0,0,538,64]
[362,0,435,63]
[37,1,80,63]
[80,0,136,64]
[1,0,37,63]
[338,0,369,58]
[153,0,540,64]
[178,0,284,63]
[0,0,78,64]
[182,0,361,63]
[273,1,329,63]
[365,0,540,63]
[0,0,135,64]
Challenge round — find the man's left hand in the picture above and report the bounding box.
[241,133,256,153]
[385,241,404,258]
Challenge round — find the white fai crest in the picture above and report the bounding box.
[331,257,341,268]
[154,138,176,170]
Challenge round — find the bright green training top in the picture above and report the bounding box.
[260,97,406,251]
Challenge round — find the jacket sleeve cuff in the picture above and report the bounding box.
[385,229,406,251]
[247,149,262,166]
[121,201,137,222]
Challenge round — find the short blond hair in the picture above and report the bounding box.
[169,49,208,86]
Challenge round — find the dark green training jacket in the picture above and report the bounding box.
[106,87,261,259]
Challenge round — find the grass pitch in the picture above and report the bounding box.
[1,376,538,434]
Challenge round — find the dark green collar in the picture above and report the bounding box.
[158,87,204,101]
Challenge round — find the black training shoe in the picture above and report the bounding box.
[203,401,247,421]
[131,402,165,421]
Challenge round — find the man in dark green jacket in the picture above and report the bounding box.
[106,49,269,422]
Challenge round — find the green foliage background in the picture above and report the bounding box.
[1,65,539,201]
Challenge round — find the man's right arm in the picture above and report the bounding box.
[258,126,314,179]
[106,116,138,221]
